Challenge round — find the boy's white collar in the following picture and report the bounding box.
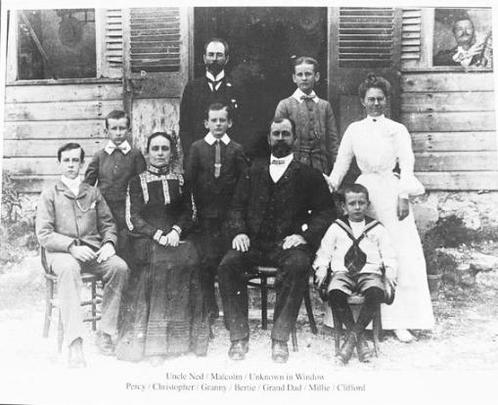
[204,132,230,145]
[104,140,131,155]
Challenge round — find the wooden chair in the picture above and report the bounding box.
[40,247,102,353]
[246,265,318,352]
[330,294,382,356]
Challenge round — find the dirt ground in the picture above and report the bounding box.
[1,249,498,405]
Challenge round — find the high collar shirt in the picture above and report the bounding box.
[269,153,294,183]
[206,70,225,91]
[60,175,81,197]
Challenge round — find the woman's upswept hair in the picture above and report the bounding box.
[146,131,179,165]
[358,73,391,99]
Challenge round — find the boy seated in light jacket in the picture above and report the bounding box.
[314,183,397,364]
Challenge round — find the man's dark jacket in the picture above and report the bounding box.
[179,75,243,158]
[224,158,336,250]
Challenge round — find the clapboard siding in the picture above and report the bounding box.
[5,100,123,121]
[402,72,495,92]
[4,83,122,103]
[402,71,497,191]
[3,81,124,192]
[3,157,92,175]
[414,152,498,172]
[402,111,495,132]
[4,139,106,157]
[401,92,495,113]
[3,120,106,140]
[416,172,498,190]
[412,132,497,152]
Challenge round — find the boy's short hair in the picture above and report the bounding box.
[339,183,370,202]
[293,56,319,73]
[269,117,296,137]
[105,110,130,130]
[203,37,229,57]
[57,142,85,162]
[205,102,232,121]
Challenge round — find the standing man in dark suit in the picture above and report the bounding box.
[218,117,336,363]
[180,38,247,161]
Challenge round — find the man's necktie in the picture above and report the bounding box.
[208,79,221,92]
[214,140,221,178]
[301,94,316,102]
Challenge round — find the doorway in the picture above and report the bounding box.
[194,7,328,157]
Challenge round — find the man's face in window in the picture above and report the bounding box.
[453,19,475,48]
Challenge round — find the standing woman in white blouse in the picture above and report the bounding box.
[327,74,434,342]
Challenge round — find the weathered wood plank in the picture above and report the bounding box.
[412,132,497,152]
[3,139,107,157]
[416,171,498,190]
[3,120,106,140]
[401,91,495,112]
[9,175,59,194]
[402,111,496,132]
[5,100,123,121]
[4,83,123,103]
[3,157,92,176]
[414,152,498,171]
[402,72,495,92]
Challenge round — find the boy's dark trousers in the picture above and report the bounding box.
[195,218,227,322]
[106,200,132,267]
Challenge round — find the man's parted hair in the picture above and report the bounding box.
[269,117,296,137]
[105,110,130,130]
[57,142,85,162]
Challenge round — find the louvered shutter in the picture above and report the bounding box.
[338,8,395,68]
[123,7,188,98]
[130,8,181,73]
[103,9,124,78]
[401,9,422,61]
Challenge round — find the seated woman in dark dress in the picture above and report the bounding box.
[116,132,209,364]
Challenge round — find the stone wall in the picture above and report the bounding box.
[412,191,498,239]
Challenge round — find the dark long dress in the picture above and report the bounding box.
[115,166,209,361]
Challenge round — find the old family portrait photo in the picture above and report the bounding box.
[0,0,497,404]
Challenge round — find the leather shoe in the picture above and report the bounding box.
[337,332,356,364]
[271,340,289,364]
[96,331,115,356]
[68,338,87,368]
[228,339,249,360]
[356,335,372,363]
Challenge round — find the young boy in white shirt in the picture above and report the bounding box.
[314,183,397,364]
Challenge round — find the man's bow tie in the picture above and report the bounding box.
[271,158,286,165]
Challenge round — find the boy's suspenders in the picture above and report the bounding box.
[335,218,380,275]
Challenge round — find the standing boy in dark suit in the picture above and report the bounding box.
[188,102,249,326]
[218,117,335,363]
[84,110,146,261]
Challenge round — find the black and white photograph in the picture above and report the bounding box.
[0,0,497,404]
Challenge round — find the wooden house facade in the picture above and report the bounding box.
[2,6,497,194]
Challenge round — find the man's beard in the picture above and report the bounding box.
[271,141,293,158]
[206,61,224,76]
